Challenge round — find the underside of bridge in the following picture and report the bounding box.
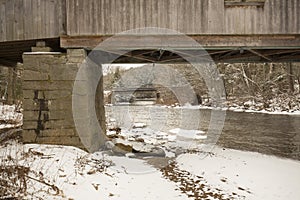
[61,35,300,63]
[1,35,300,67]
[0,34,299,152]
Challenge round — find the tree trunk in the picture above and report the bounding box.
[287,63,294,93]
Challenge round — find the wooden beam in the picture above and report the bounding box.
[0,59,18,67]
[224,0,266,7]
[247,49,272,62]
[60,35,300,49]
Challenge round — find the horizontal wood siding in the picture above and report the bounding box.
[66,0,300,36]
[0,0,66,42]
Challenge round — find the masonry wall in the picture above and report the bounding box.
[22,49,106,150]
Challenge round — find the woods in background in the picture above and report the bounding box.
[103,63,300,111]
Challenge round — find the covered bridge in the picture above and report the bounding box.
[0,0,299,151]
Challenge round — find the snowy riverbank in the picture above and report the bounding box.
[1,142,300,200]
[0,103,22,129]
[1,102,300,199]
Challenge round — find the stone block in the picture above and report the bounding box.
[67,57,86,64]
[22,130,37,143]
[22,80,74,90]
[22,120,37,130]
[48,110,73,120]
[23,53,67,68]
[67,49,86,64]
[47,98,73,111]
[49,64,79,81]
[39,129,76,137]
[23,70,49,81]
[23,110,73,121]
[44,119,75,129]
[31,47,52,52]
[44,90,73,100]
[22,99,40,111]
[23,90,73,101]
[35,135,82,146]
[23,90,36,99]
[23,110,39,121]
[67,49,86,57]
[23,118,75,130]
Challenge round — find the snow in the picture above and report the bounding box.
[1,142,300,200]
[176,147,300,200]
[132,122,147,128]
[169,128,206,140]
[0,104,22,129]
[0,142,188,200]
[23,52,63,55]
[1,102,299,199]
[176,104,300,115]
[102,64,146,76]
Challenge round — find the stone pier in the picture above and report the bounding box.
[22,49,106,151]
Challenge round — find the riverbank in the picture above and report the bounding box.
[1,142,300,200]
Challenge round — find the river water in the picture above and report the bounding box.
[105,105,300,160]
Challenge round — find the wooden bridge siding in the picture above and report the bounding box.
[225,0,300,34]
[66,0,217,35]
[0,0,66,42]
[1,0,300,42]
[66,0,300,36]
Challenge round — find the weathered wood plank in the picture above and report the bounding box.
[57,0,66,35]
[37,0,42,38]
[169,0,177,31]
[0,1,6,41]
[296,0,300,34]
[1,0,300,43]
[5,0,14,41]
[66,0,73,35]
[207,0,224,34]
[14,0,23,40]
[60,35,300,49]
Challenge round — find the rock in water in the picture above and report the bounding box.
[112,143,133,155]
[133,147,166,157]
[105,141,115,150]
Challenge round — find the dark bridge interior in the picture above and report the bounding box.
[94,48,300,64]
[1,35,300,66]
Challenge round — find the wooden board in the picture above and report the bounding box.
[0,0,66,42]
[60,35,300,49]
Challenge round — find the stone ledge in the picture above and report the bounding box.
[22,80,74,90]
[36,136,82,146]
[23,110,73,121]
[23,118,75,130]
[23,89,72,100]
[39,129,76,137]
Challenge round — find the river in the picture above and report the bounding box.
[105,105,300,160]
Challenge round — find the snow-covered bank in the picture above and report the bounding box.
[0,142,188,200]
[173,103,300,115]
[177,147,300,200]
[0,104,22,129]
[1,142,300,200]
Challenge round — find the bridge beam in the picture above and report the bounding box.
[61,35,300,50]
[60,35,300,63]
